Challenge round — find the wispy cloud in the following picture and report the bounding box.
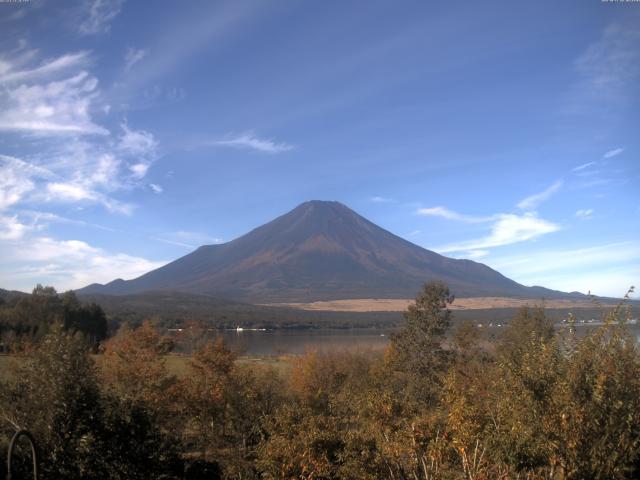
[78,0,125,35]
[123,47,147,72]
[0,51,90,83]
[575,208,594,218]
[0,40,160,215]
[210,132,293,154]
[434,213,560,254]
[572,161,596,172]
[149,183,163,194]
[417,206,494,223]
[566,19,640,115]
[156,230,223,249]
[0,66,107,135]
[369,196,394,203]
[517,180,563,211]
[118,122,158,179]
[487,242,639,297]
[0,155,51,210]
[0,55,158,215]
[0,215,31,241]
[43,181,133,215]
[603,147,624,159]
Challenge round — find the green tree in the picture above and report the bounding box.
[389,280,454,405]
[0,324,105,479]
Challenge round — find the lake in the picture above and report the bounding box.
[173,323,640,356]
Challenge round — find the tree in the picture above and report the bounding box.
[100,320,175,409]
[180,338,242,474]
[62,291,108,345]
[389,281,454,405]
[0,323,183,479]
[0,324,105,479]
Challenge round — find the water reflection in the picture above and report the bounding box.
[170,323,640,356]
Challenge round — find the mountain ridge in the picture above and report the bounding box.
[77,200,581,302]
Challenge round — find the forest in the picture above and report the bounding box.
[0,282,639,479]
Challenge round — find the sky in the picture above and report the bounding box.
[0,0,638,298]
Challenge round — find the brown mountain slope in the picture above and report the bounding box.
[77,200,580,302]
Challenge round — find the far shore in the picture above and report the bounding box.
[264,297,619,313]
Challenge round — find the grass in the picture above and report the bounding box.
[0,353,294,382]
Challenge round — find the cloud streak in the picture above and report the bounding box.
[517,180,563,211]
[417,206,494,223]
[211,133,293,154]
[434,213,560,254]
[575,209,594,218]
[603,147,624,159]
[567,19,640,115]
[124,47,147,71]
[78,0,125,35]
[572,161,596,172]
[369,196,395,203]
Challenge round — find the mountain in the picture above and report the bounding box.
[77,200,577,302]
[0,288,28,302]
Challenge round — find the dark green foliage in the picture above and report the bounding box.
[0,325,182,480]
[0,286,108,350]
[390,281,454,404]
[61,291,108,344]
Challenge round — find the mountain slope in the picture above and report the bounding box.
[77,200,575,302]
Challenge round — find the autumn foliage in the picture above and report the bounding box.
[1,282,639,479]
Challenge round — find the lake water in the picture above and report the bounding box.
[216,328,394,355]
[174,323,640,356]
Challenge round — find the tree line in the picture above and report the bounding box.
[0,285,108,351]
[0,282,639,479]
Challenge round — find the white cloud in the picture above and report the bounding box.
[0,155,41,210]
[124,47,147,72]
[42,181,132,215]
[435,213,561,254]
[90,154,121,188]
[369,196,394,203]
[517,180,563,211]
[0,48,159,213]
[487,242,639,298]
[0,234,165,291]
[0,67,108,135]
[79,0,125,35]
[46,182,96,202]
[211,132,293,154]
[149,183,163,194]
[490,242,639,276]
[129,163,150,179]
[3,135,151,214]
[417,206,494,223]
[0,215,30,240]
[118,123,157,179]
[0,51,90,83]
[603,147,624,159]
[118,123,157,156]
[575,208,594,218]
[572,161,596,172]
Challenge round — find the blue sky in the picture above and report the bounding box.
[0,0,638,297]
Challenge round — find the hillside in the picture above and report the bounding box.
[78,200,581,303]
